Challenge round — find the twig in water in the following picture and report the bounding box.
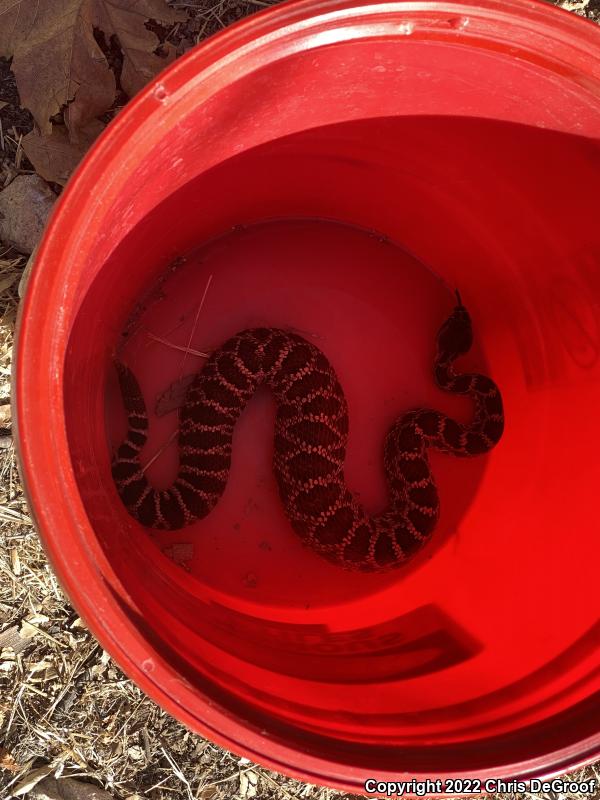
[142,430,178,474]
[145,332,210,359]
[179,273,213,377]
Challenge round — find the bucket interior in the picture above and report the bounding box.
[59,20,600,779]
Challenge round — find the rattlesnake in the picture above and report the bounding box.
[112,293,504,571]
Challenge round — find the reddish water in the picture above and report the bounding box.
[107,219,487,600]
[102,217,597,750]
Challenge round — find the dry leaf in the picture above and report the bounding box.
[12,764,55,796]
[0,100,7,111]
[28,612,51,625]
[155,373,196,416]
[22,121,105,186]
[127,745,145,761]
[0,272,19,294]
[0,404,10,426]
[0,0,184,138]
[0,745,22,773]
[239,769,258,799]
[19,620,38,639]
[197,788,221,800]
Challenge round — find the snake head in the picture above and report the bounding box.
[436,293,473,359]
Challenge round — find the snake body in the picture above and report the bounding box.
[112,297,504,571]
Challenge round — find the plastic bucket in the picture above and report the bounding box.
[14,0,600,792]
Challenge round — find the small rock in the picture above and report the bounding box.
[27,776,115,800]
[0,175,55,254]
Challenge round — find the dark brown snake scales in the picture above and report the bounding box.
[112,294,504,572]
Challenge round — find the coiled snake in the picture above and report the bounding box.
[112,293,504,571]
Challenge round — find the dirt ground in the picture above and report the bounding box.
[1,0,599,798]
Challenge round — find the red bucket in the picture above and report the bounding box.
[14,0,600,792]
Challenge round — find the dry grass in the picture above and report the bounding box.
[552,0,600,19]
[168,0,281,45]
[0,0,599,798]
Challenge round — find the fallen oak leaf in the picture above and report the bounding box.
[0,0,184,140]
[23,121,105,186]
[0,1,116,139]
[77,1,186,116]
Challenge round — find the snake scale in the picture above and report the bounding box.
[112,293,504,572]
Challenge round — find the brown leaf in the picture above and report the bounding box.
[0,0,184,139]
[197,788,222,800]
[0,404,10,426]
[22,121,105,186]
[12,765,55,797]
[111,5,184,99]
[0,273,18,294]
[0,745,22,773]
[0,2,114,138]
[155,372,196,416]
